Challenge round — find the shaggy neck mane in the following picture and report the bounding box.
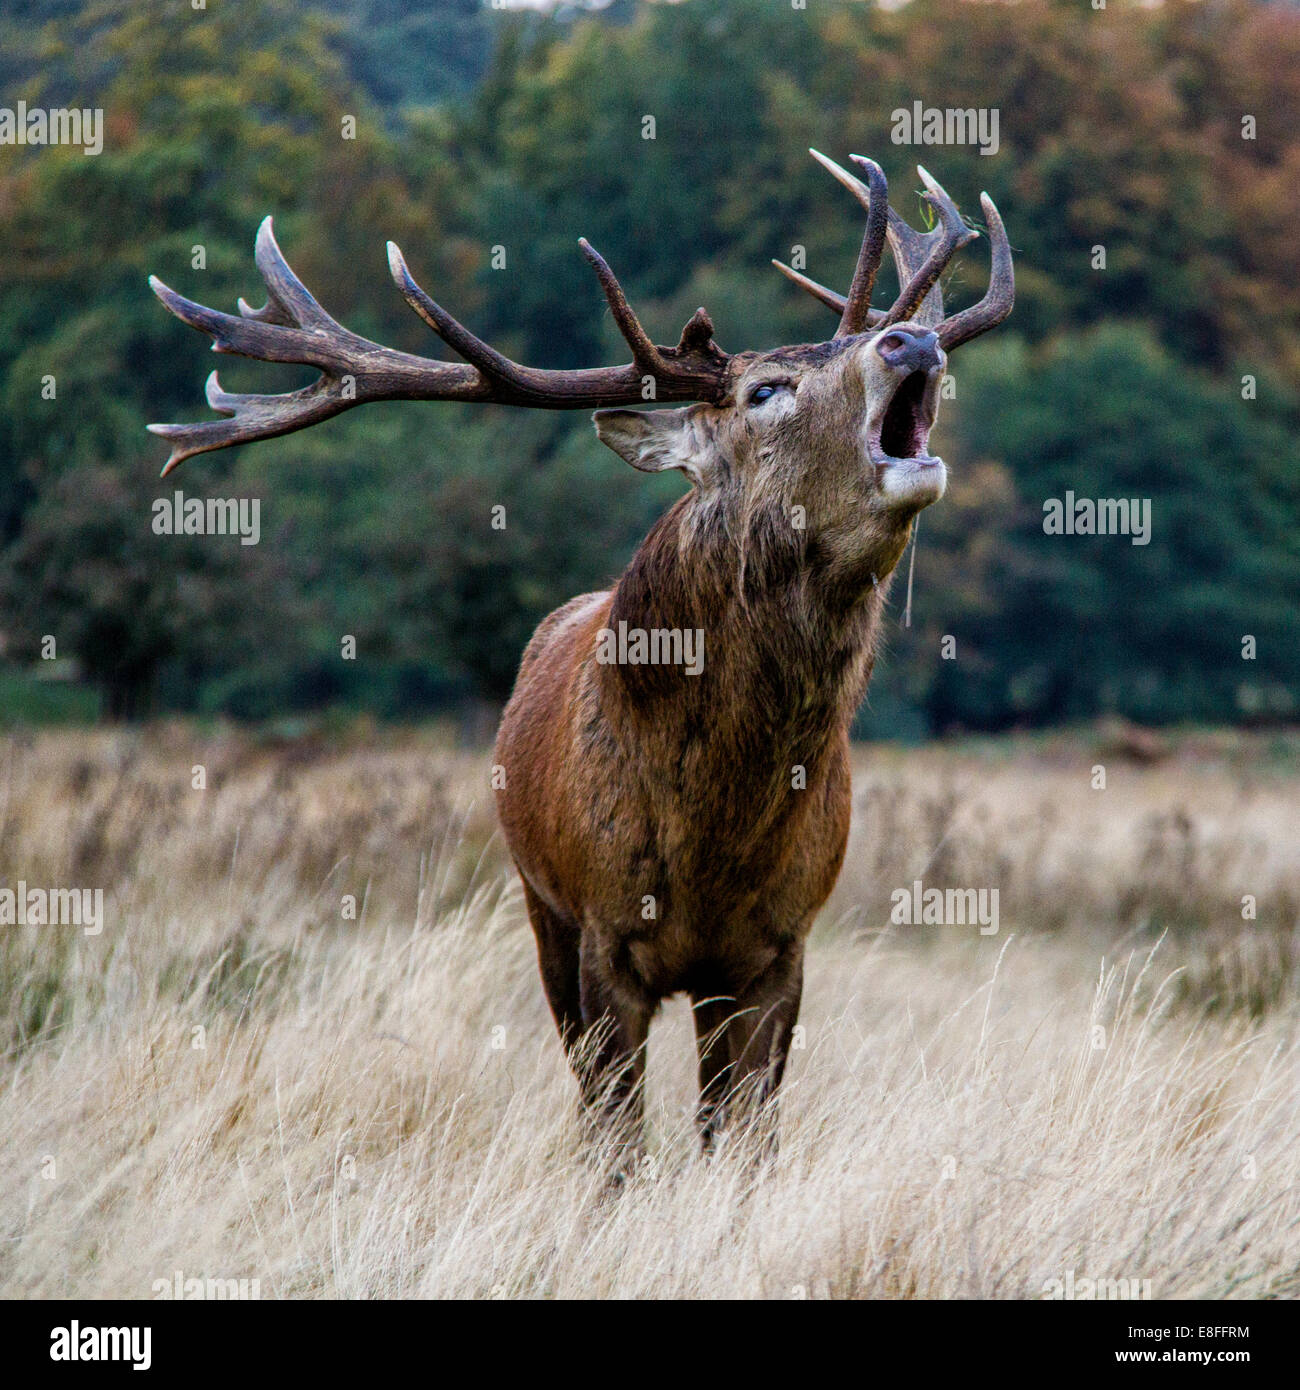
[603,492,890,811]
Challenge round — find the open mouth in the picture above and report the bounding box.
[868,369,942,467]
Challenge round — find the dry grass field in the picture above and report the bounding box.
[0,723,1297,1299]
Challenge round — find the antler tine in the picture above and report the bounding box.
[805,149,890,336]
[387,240,529,387]
[579,242,724,371]
[837,155,889,337]
[771,258,846,315]
[675,307,719,354]
[807,147,867,205]
[149,220,733,473]
[578,238,667,377]
[149,268,352,375]
[770,256,891,329]
[149,367,419,478]
[779,153,992,337]
[878,165,978,329]
[936,192,1015,350]
[882,208,940,327]
[243,217,338,330]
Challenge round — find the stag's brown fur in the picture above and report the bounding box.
[494,333,941,1156]
[147,147,1012,1163]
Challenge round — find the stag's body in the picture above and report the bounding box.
[495,487,884,1145]
[149,148,1011,1163]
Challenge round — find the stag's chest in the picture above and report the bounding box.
[577,724,852,991]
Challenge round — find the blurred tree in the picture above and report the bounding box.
[934,327,1300,728]
[237,403,679,708]
[0,0,1297,730]
[1,465,311,719]
[0,0,468,715]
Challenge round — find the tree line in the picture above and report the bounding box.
[0,0,1296,732]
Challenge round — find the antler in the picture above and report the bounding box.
[148,218,732,475]
[808,151,890,337]
[773,151,1013,349]
[927,192,1014,349]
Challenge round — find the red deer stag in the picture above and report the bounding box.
[149,151,1012,1164]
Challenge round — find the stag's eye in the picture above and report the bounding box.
[747,381,789,407]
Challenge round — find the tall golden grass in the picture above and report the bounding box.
[0,725,1297,1298]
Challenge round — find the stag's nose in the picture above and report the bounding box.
[875,326,942,374]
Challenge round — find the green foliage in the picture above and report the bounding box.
[0,671,98,727]
[1,463,311,718]
[224,402,679,709]
[913,328,1300,730]
[0,0,1297,729]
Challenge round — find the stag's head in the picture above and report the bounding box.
[597,318,946,506]
[593,155,1010,582]
[149,150,1011,585]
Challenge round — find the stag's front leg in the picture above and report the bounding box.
[692,948,804,1161]
[575,938,652,1179]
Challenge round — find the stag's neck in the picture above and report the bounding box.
[604,493,893,778]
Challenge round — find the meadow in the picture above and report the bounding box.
[0,724,1297,1299]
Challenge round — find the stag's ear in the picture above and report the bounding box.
[593,407,720,487]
